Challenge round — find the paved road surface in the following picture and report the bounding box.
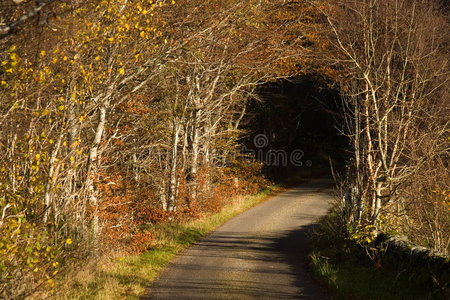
[143,178,334,299]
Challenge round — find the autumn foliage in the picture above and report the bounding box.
[1,0,448,298]
[0,0,308,297]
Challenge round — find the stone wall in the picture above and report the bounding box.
[375,233,449,296]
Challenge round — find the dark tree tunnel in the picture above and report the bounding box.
[243,75,349,182]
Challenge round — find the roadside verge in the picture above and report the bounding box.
[59,185,284,299]
[308,211,449,299]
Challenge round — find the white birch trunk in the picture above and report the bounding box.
[43,136,62,223]
[86,101,108,237]
[167,122,181,211]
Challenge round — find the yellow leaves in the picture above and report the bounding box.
[58,105,65,111]
[134,53,142,62]
[51,261,59,276]
[95,56,100,61]
[10,45,16,51]
[350,222,376,245]
[136,2,143,13]
[40,50,46,56]
[118,68,125,75]
[70,156,74,162]
[47,278,54,287]
[66,238,72,245]
[108,37,115,42]
[35,154,41,160]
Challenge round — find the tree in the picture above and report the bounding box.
[0,0,335,297]
[322,0,449,241]
[0,0,172,296]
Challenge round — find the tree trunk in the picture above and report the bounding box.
[43,135,62,223]
[86,100,108,238]
[167,122,181,211]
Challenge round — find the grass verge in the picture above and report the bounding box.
[58,185,281,299]
[308,211,447,300]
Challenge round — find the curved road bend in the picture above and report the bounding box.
[143,178,334,300]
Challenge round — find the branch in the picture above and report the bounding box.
[0,0,59,40]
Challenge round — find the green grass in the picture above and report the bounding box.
[309,253,443,300]
[308,212,447,300]
[59,186,280,299]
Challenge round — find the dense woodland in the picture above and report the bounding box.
[0,0,448,298]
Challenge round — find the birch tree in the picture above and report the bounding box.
[322,0,449,237]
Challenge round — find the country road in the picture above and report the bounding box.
[143,178,335,300]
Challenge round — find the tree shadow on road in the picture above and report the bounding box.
[142,221,330,299]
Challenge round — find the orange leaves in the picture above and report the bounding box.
[95,171,155,253]
[117,97,151,115]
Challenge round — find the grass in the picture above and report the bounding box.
[58,185,281,299]
[309,253,442,300]
[308,211,447,300]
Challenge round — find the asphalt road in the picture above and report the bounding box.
[143,178,334,300]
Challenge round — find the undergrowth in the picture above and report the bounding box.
[308,209,448,300]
